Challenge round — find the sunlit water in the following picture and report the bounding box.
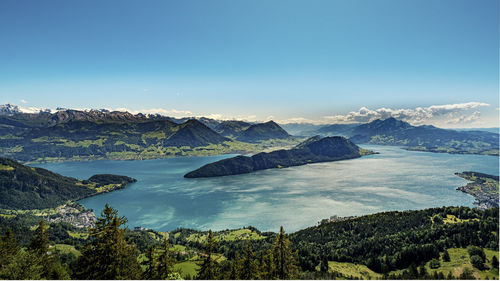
[34,145,499,232]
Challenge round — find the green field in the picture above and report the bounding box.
[186,228,264,243]
[54,244,81,257]
[319,261,383,279]
[174,261,200,279]
[424,248,499,279]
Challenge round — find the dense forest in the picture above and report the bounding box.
[0,204,498,280]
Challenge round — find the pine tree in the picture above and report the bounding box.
[492,255,499,269]
[142,245,158,279]
[442,250,451,262]
[28,220,49,256]
[73,204,142,280]
[229,252,242,280]
[197,229,219,280]
[320,255,329,273]
[241,240,258,279]
[0,229,19,266]
[259,249,275,280]
[0,229,42,279]
[157,238,176,279]
[271,226,299,279]
[28,220,69,279]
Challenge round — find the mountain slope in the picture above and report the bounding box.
[236,121,291,143]
[0,118,233,162]
[349,117,499,155]
[214,121,251,138]
[184,136,371,178]
[0,158,136,209]
[163,119,229,147]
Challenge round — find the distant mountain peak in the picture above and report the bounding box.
[236,120,290,143]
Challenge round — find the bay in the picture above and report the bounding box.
[33,145,499,232]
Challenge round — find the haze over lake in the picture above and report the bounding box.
[34,145,499,232]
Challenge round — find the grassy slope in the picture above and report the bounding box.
[425,248,498,280]
[317,261,383,279]
[387,248,499,279]
[174,261,200,278]
[185,228,264,243]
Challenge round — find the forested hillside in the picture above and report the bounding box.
[1,204,497,280]
[0,157,135,209]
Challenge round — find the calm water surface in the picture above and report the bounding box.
[34,145,499,232]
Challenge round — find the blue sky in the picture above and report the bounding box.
[0,0,498,127]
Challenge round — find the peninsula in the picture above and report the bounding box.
[455,171,499,209]
[184,136,374,178]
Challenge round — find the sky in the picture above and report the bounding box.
[0,0,498,127]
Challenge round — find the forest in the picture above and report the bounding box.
[0,204,498,280]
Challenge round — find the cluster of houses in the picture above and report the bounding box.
[317,215,356,226]
[46,204,97,228]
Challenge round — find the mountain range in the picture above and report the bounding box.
[0,104,497,162]
[0,105,296,162]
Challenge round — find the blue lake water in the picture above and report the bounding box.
[33,145,499,232]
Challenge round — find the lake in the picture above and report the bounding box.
[34,145,499,232]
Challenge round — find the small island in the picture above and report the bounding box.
[184,136,375,178]
[455,171,499,209]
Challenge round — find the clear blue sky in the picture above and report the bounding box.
[0,0,498,126]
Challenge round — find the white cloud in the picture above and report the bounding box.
[19,99,27,104]
[322,102,490,126]
[114,107,193,117]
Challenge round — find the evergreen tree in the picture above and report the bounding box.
[28,220,69,280]
[28,220,49,256]
[241,240,258,279]
[259,249,275,280]
[0,229,19,266]
[73,204,142,280]
[442,250,451,262]
[142,245,158,279]
[492,255,499,269]
[0,229,42,279]
[156,238,176,279]
[320,255,329,273]
[271,226,299,279]
[229,252,242,280]
[470,255,484,270]
[197,229,219,280]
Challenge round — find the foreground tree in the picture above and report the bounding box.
[28,220,69,279]
[73,204,142,279]
[272,226,299,279]
[442,250,451,262]
[142,245,158,279]
[259,249,276,280]
[0,229,41,279]
[492,255,499,269]
[156,238,176,279]
[228,251,242,280]
[197,229,219,280]
[241,240,258,279]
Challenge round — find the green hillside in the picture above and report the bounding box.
[0,157,135,209]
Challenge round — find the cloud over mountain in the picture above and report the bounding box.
[322,102,490,126]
